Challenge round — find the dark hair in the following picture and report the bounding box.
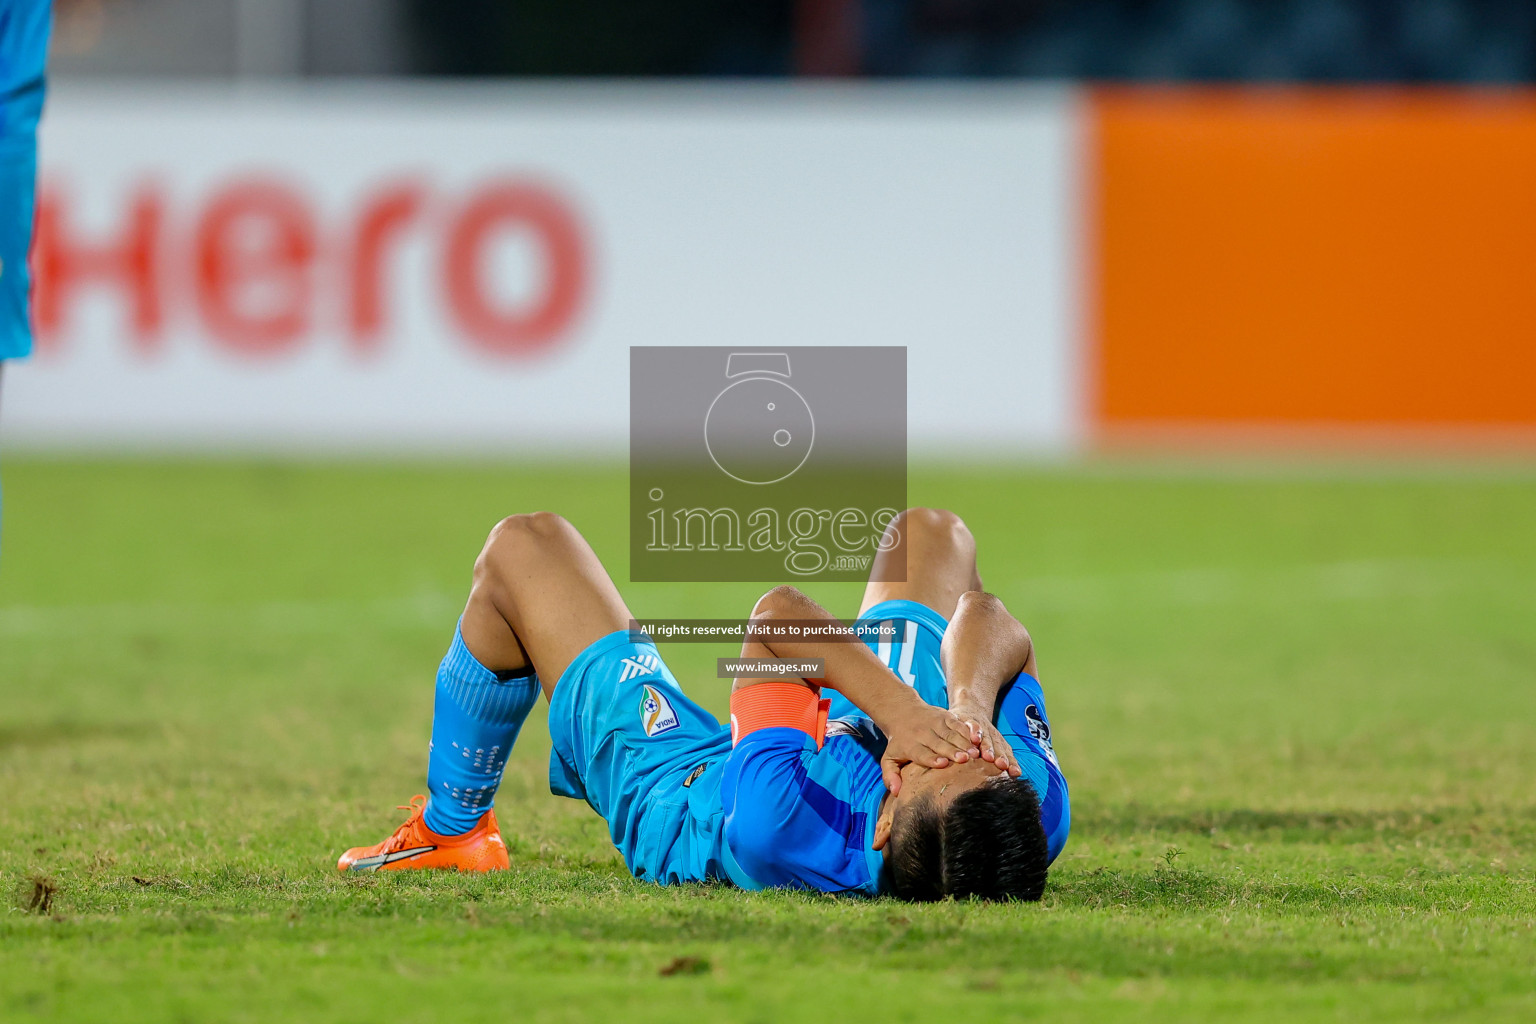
[888,776,1049,902]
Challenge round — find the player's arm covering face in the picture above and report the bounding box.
[934,589,1070,866]
[720,683,885,894]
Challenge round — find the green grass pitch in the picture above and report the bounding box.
[1,457,1533,1022]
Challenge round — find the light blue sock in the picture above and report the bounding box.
[422,621,541,836]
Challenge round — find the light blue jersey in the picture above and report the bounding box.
[546,598,1069,893]
[722,718,889,893]
[720,599,1070,894]
[844,599,1071,860]
[0,0,50,359]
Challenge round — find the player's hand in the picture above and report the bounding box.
[878,702,982,795]
[950,701,1023,780]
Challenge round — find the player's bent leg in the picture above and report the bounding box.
[543,629,739,886]
[338,512,630,872]
[833,509,982,713]
[859,507,982,621]
[460,511,633,698]
[475,518,740,885]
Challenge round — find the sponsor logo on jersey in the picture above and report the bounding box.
[1024,703,1059,767]
[619,652,661,682]
[639,683,681,737]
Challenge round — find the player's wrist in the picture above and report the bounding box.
[946,683,995,721]
[865,684,925,732]
[947,690,980,714]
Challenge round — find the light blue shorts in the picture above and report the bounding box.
[547,630,752,887]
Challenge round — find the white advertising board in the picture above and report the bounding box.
[2,82,1081,453]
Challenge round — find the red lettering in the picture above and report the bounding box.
[32,175,589,363]
[443,182,585,358]
[195,180,316,357]
[31,182,164,354]
[348,181,426,354]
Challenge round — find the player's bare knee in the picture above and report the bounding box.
[476,512,576,588]
[892,507,973,555]
[520,509,576,540]
[491,510,573,547]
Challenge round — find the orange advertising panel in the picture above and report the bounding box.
[1092,89,1536,441]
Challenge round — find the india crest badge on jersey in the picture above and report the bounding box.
[639,684,680,737]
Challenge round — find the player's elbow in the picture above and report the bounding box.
[954,591,1024,636]
[750,584,808,621]
[955,590,1004,614]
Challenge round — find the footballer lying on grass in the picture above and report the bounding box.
[338,507,1069,901]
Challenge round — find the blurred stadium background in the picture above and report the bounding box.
[11,0,1534,454]
[3,3,1534,1020]
[42,0,1536,79]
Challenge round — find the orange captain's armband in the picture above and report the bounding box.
[729,683,832,749]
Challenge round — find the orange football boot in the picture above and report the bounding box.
[336,795,510,872]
